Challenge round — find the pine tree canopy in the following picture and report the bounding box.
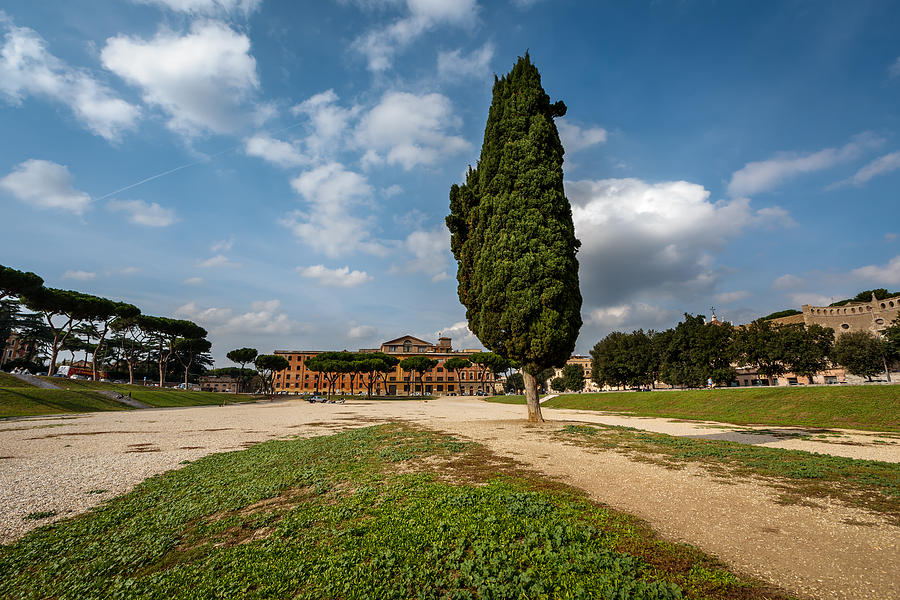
[446,54,582,375]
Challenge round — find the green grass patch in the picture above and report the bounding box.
[558,424,900,523]
[36,377,261,408]
[0,424,792,600]
[521,386,900,432]
[0,388,133,418]
[0,371,34,387]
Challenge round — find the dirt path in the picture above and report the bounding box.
[1,397,897,599]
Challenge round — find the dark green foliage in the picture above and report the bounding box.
[884,315,900,363]
[829,289,900,306]
[591,330,657,389]
[398,356,438,395]
[254,354,290,396]
[761,309,802,320]
[226,348,258,392]
[443,356,471,391]
[781,324,834,379]
[659,315,735,387]
[833,331,887,380]
[505,372,524,393]
[550,377,566,392]
[446,54,582,418]
[0,264,43,300]
[561,363,584,391]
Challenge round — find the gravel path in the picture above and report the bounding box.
[1,397,897,599]
[8,373,60,389]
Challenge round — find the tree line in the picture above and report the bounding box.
[590,312,900,389]
[1,264,210,386]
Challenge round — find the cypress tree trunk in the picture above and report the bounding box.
[522,371,543,422]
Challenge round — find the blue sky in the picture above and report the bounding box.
[2,0,899,365]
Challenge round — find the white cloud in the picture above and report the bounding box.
[890,56,900,79]
[297,265,373,287]
[107,198,176,226]
[557,119,608,152]
[437,43,494,80]
[134,0,261,16]
[585,303,675,331]
[383,184,403,198]
[244,134,307,168]
[715,290,750,304]
[568,177,786,310]
[727,133,882,196]
[348,324,377,338]
[435,321,481,349]
[291,90,357,160]
[852,255,900,286]
[210,236,234,253]
[281,162,386,257]
[787,293,832,307]
[773,274,804,289]
[352,0,479,71]
[183,276,205,285]
[177,299,302,335]
[0,159,92,215]
[0,17,140,141]
[62,269,96,281]
[197,254,241,268]
[101,21,260,136]
[511,0,544,7]
[355,92,469,169]
[841,151,900,186]
[392,226,451,282]
[887,233,898,242]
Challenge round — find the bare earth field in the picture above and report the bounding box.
[1,396,897,600]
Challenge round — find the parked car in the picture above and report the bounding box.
[307,395,327,403]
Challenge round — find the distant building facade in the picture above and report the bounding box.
[1,332,34,367]
[272,335,497,396]
[201,375,240,393]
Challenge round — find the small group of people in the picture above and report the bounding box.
[9,367,33,375]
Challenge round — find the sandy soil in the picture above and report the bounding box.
[1,397,897,599]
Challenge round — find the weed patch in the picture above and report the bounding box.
[0,424,793,600]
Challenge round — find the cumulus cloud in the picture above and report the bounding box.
[355,92,469,169]
[0,159,92,215]
[838,151,900,187]
[197,254,241,268]
[107,198,176,226]
[435,321,481,350]
[773,274,805,289]
[0,16,140,141]
[244,134,307,168]
[352,0,479,71]
[348,324,377,338]
[852,254,900,286]
[177,299,301,335]
[133,0,261,16]
[281,162,386,257]
[727,133,882,197]
[391,226,451,282]
[787,293,832,307]
[62,269,96,281]
[291,90,358,160]
[101,21,260,136]
[584,303,675,332]
[297,265,373,287]
[714,290,750,304]
[890,56,900,79]
[437,43,494,80]
[183,276,204,285]
[557,119,608,152]
[568,177,785,310]
[210,236,234,253]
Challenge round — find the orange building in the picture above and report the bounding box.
[272,335,497,396]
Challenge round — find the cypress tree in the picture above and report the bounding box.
[446,54,582,422]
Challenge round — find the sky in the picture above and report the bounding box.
[2,0,899,366]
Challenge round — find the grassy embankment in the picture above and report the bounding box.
[0,424,793,600]
[489,386,900,432]
[0,377,261,418]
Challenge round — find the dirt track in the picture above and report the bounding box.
[1,397,897,599]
